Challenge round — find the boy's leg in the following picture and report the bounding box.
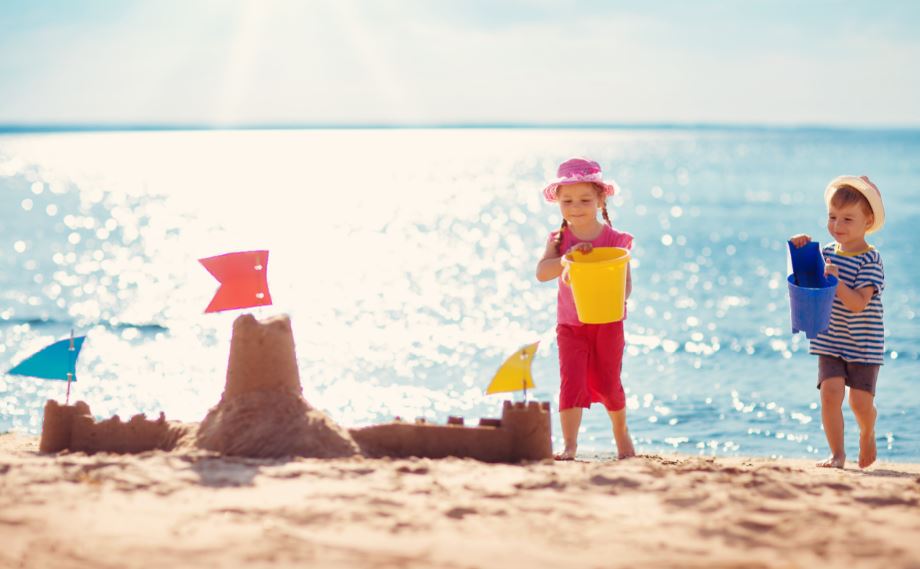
[849,388,877,469]
[557,408,583,460]
[606,408,635,459]
[818,377,846,468]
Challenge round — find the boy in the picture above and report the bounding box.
[790,175,885,469]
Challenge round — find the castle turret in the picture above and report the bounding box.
[501,400,552,461]
[223,314,302,398]
[196,314,360,458]
[39,400,91,453]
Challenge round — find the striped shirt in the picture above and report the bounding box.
[809,244,885,365]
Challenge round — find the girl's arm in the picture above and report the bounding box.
[536,240,564,282]
[536,240,592,281]
[625,264,632,300]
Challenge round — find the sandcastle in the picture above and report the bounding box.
[194,314,359,458]
[351,401,552,463]
[39,314,553,463]
[39,399,191,454]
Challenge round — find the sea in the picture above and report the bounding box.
[1,127,917,462]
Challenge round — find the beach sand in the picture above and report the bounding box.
[1,434,918,569]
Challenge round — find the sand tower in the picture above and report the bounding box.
[501,400,553,462]
[195,314,359,458]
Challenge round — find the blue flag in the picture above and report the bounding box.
[8,336,85,381]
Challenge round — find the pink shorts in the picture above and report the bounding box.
[556,322,626,412]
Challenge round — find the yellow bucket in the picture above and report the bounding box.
[563,247,630,324]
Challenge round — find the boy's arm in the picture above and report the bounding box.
[825,255,884,313]
[834,282,876,313]
[826,263,875,312]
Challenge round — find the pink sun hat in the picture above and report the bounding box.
[542,157,619,203]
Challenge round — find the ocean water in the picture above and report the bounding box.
[1,128,918,462]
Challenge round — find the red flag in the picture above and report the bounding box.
[199,250,273,313]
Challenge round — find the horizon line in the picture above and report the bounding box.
[1,121,919,134]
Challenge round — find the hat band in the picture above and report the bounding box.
[556,172,603,184]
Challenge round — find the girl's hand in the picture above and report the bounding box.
[825,262,839,279]
[789,234,812,248]
[565,242,593,256]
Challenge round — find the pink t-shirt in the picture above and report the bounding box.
[548,224,633,326]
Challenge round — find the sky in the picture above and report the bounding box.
[1,0,919,128]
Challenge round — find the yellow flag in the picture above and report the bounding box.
[485,342,539,395]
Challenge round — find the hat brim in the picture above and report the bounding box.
[824,176,885,234]
[543,180,617,203]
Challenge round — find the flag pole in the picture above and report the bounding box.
[256,256,266,320]
[66,329,75,405]
[521,348,527,402]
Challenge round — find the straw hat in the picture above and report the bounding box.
[824,175,885,234]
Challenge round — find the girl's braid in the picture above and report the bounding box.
[601,202,612,227]
[554,219,568,255]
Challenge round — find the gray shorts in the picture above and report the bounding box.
[817,355,880,396]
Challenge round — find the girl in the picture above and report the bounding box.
[535,157,635,461]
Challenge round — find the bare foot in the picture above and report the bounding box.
[859,430,877,469]
[816,455,846,468]
[554,447,577,461]
[615,432,635,460]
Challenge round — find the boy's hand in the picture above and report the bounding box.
[789,234,812,248]
[825,262,839,279]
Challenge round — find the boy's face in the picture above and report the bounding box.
[827,202,874,245]
[557,183,601,225]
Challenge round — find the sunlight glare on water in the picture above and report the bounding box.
[1,128,918,461]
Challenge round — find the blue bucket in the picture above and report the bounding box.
[787,275,837,338]
[787,240,838,338]
[788,241,826,288]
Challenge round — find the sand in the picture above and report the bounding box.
[2,434,919,569]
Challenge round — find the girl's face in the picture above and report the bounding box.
[827,202,873,247]
[557,183,602,226]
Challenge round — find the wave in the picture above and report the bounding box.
[626,331,919,362]
[0,317,169,333]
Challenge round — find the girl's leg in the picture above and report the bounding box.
[848,388,877,468]
[607,408,635,459]
[556,325,589,460]
[557,407,583,460]
[818,377,846,468]
[592,322,632,458]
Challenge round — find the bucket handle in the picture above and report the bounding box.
[561,257,571,285]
